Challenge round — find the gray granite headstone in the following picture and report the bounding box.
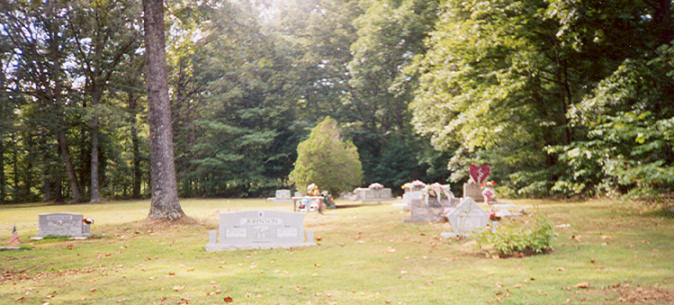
[206,210,316,251]
[354,187,393,202]
[463,182,483,202]
[267,189,292,202]
[32,213,91,239]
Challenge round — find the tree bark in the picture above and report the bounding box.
[90,121,100,202]
[143,0,184,220]
[128,93,142,198]
[57,129,82,202]
[0,140,4,203]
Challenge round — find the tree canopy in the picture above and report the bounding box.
[0,0,671,203]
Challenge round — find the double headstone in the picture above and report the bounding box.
[206,210,316,251]
[31,213,91,239]
[403,192,458,223]
[353,187,393,202]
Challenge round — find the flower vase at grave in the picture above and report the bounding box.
[482,187,496,204]
[491,220,499,233]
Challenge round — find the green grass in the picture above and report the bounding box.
[1,198,673,304]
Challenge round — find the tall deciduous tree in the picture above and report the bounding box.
[143,0,184,220]
[69,0,142,202]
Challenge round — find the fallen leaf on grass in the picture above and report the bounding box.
[168,272,175,276]
[223,296,233,303]
[14,296,25,302]
[173,286,184,291]
[425,280,434,286]
[557,267,566,272]
[386,247,396,253]
[513,284,521,288]
[315,236,322,242]
[496,282,503,288]
[90,288,96,292]
[574,282,590,289]
[295,286,302,293]
[186,268,195,272]
[570,235,582,241]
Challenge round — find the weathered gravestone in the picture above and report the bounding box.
[403,193,455,223]
[267,189,292,202]
[463,182,483,202]
[206,210,316,251]
[444,198,489,237]
[353,187,393,202]
[31,213,91,239]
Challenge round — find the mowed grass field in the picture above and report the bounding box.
[0,198,673,304]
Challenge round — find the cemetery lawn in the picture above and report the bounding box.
[1,199,673,305]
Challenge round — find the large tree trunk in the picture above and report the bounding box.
[57,129,82,202]
[0,140,5,203]
[90,122,100,202]
[143,0,184,220]
[128,93,142,198]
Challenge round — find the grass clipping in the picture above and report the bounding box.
[477,216,555,258]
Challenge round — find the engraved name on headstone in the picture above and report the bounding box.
[32,213,91,239]
[206,210,315,251]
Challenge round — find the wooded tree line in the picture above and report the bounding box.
[0,0,671,203]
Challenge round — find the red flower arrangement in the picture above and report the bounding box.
[489,212,501,221]
[481,181,497,188]
[83,217,94,225]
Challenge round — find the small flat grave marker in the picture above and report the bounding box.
[31,213,91,240]
[206,210,315,251]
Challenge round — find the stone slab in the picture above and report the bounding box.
[267,189,292,202]
[32,213,91,239]
[463,183,483,202]
[206,210,316,251]
[354,188,393,202]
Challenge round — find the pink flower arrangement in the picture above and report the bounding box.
[368,183,384,190]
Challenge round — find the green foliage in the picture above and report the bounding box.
[558,42,674,198]
[289,117,363,195]
[478,216,555,257]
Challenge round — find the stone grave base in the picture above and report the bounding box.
[30,235,90,240]
[206,240,316,251]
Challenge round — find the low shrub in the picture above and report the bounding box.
[478,216,555,258]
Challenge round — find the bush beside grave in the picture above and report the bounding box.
[477,216,555,258]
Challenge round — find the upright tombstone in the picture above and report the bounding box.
[267,189,292,202]
[445,198,488,236]
[464,164,491,202]
[463,183,483,202]
[32,213,91,239]
[206,210,316,251]
[353,187,393,202]
[404,197,447,223]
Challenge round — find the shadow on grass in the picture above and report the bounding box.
[334,203,369,209]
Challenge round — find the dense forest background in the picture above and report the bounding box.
[0,0,671,203]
